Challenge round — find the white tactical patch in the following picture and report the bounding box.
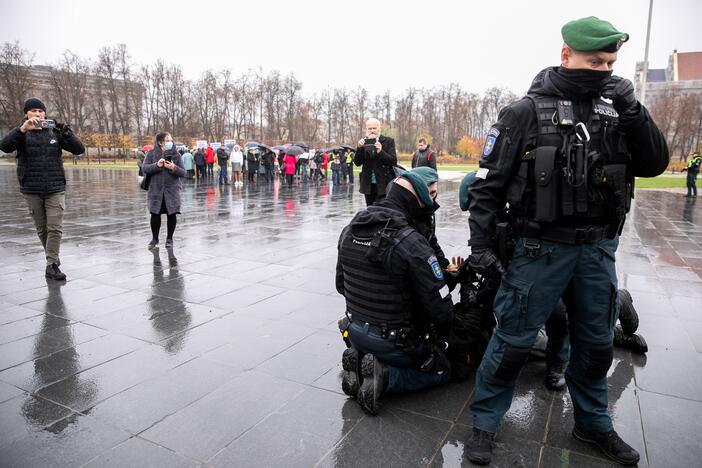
[439,285,450,298]
[476,168,489,179]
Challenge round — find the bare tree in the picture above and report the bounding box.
[0,41,35,131]
[50,50,90,131]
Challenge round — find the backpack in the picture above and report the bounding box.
[246,151,257,163]
[314,152,324,164]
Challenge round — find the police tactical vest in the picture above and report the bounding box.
[338,225,414,328]
[506,95,634,227]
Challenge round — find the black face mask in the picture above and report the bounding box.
[551,67,613,98]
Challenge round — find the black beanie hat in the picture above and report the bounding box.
[23,98,46,114]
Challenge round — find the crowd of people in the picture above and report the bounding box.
[138,142,360,188]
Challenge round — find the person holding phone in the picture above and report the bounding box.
[142,132,186,249]
[354,118,397,206]
[0,97,84,280]
[463,17,669,466]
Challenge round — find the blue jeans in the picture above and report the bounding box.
[218,166,228,184]
[332,169,340,184]
[348,322,449,394]
[471,237,619,434]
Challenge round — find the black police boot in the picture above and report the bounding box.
[341,347,362,397]
[357,354,388,415]
[614,325,648,354]
[617,289,639,335]
[465,427,495,465]
[572,426,640,465]
[45,263,66,281]
[545,362,566,391]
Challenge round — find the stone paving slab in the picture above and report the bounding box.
[0,166,701,467]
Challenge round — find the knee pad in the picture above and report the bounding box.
[492,344,531,383]
[584,343,613,381]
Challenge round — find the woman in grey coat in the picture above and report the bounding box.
[143,132,186,249]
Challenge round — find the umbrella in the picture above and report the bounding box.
[324,146,342,153]
[293,141,309,151]
[257,143,274,153]
[285,145,305,156]
[272,144,289,151]
[142,144,153,151]
[245,141,261,148]
[340,144,354,151]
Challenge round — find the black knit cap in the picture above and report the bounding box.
[23,97,46,114]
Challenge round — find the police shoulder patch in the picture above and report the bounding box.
[482,127,500,157]
[430,261,443,280]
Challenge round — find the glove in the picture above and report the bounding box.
[54,122,73,137]
[601,76,638,115]
[467,247,505,277]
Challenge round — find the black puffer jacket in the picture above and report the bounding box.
[0,121,85,194]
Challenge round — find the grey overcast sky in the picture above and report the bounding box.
[2,0,701,97]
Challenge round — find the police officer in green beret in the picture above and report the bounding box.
[465,17,669,465]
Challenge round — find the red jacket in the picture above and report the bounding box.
[321,152,329,169]
[283,154,297,174]
[205,147,215,164]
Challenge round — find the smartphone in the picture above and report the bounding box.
[164,155,172,162]
[37,119,56,129]
[363,138,377,146]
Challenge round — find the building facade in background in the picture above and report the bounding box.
[0,64,143,138]
[635,50,702,160]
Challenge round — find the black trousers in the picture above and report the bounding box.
[687,172,698,196]
[364,184,385,206]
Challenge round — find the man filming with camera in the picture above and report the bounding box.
[354,118,397,206]
[0,97,85,280]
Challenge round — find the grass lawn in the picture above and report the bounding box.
[635,176,687,189]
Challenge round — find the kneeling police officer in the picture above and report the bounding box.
[465,17,669,465]
[336,167,454,415]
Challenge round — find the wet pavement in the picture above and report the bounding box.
[0,165,701,467]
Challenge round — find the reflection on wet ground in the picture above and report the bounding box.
[0,166,701,467]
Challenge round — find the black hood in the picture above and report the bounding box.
[349,205,409,234]
[349,184,424,234]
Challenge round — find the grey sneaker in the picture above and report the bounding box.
[165,238,173,249]
[545,363,566,391]
[148,239,159,250]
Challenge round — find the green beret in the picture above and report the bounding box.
[459,171,477,211]
[562,16,629,52]
[398,166,438,207]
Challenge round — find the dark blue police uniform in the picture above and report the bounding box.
[467,66,669,435]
